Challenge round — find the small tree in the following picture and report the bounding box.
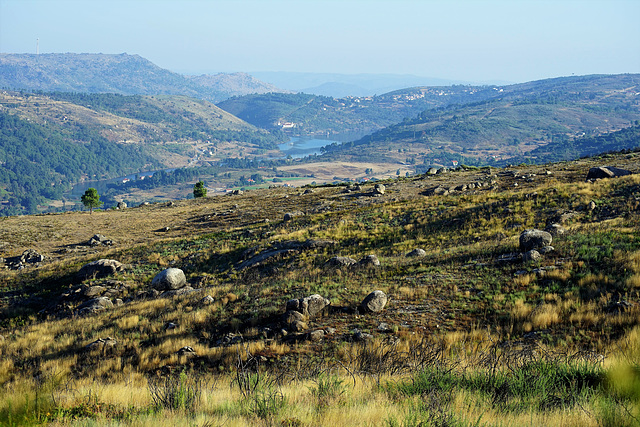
[81,188,102,214]
[193,181,207,198]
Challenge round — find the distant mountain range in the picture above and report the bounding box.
[249,71,477,97]
[0,53,286,102]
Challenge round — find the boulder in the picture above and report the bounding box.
[359,254,380,267]
[77,297,113,314]
[523,250,542,262]
[373,184,385,195]
[87,234,113,246]
[200,295,215,305]
[78,259,124,280]
[160,286,195,298]
[360,290,388,313]
[282,310,307,332]
[82,285,106,298]
[406,248,427,258]
[85,337,117,350]
[117,201,127,210]
[545,223,566,236]
[151,268,186,291]
[519,229,553,252]
[286,294,330,318]
[586,166,632,180]
[326,256,358,267]
[308,330,325,341]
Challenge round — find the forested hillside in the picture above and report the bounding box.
[321,74,640,165]
[0,112,160,216]
[0,91,287,215]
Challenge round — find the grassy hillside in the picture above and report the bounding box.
[323,74,640,165]
[0,53,285,102]
[1,151,640,425]
[0,91,285,215]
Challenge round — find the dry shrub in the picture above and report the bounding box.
[514,273,536,287]
[511,299,532,321]
[531,304,561,329]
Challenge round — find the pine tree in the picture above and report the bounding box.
[193,181,207,198]
[81,188,103,214]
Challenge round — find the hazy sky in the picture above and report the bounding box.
[1,0,638,83]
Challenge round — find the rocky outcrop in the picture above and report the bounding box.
[326,256,358,267]
[87,234,114,246]
[2,249,45,270]
[359,255,380,267]
[406,248,427,258]
[586,166,632,180]
[76,297,114,315]
[151,268,186,291]
[78,259,125,280]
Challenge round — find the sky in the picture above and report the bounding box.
[0,0,639,84]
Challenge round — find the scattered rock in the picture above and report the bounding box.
[353,331,374,342]
[326,256,358,267]
[85,337,117,350]
[545,223,566,236]
[216,333,243,346]
[377,322,391,332]
[177,346,197,356]
[283,211,304,221]
[586,166,632,180]
[160,286,195,298]
[497,253,522,264]
[308,330,325,341]
[425,186,449,196]
[373,184,385,195]
[519,229,553,252]
[359,254,380,267]
[539,246,554,255]
[78,259,124,280]
[200,295,215,305]
[588,201,597,211]
[87,234,113,246]
[77,297,113,315]
[360,290,388,313]
[3,249,46,270]
[166,322,178,330]
[117,201,127,210]
[406,248,427,258]
[286,294,330,318]
[82,285,106,298]
[151,268,186,291]
[523,250,542,262]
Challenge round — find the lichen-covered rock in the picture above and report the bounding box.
[77,297,113,315]
[359,254,380,267]
[78,259,124,280]
[523,250,542,262]
[287,294,330,318]
[519,229,553,252]
[360,290,388,313]
[151,268,186,291]
[406,248,427,258]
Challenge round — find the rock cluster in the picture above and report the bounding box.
[1,249,45,270]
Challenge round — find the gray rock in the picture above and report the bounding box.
[523,250,542,262]
[151,268,186,291]
[283,211,303,221]
[177,346,196,356]
[287,294,330,318]
[77,297,113,314]
[82,285,106,298]
[406,248,427,258]
[326,256,358,267]
[539,246,555,255]
[519,229,553,252]
[200,295,215,305]
[78,259,124,280]
[87,234,113,246]
[360,290,388,313]
[353,331,374,342]
[374,184,385,195]
[359,254,380,267]
[586,166,632,180]
[545,223,566,236]
[117,201,127,210]
[85,337,117,350]
[588,201,597,211]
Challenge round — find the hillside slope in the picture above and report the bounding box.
[1,151,640,425]
[0,53,285,102]
[322,74,640,165]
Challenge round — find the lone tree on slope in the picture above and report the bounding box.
[81,187,103,214]
[193,181,207,198]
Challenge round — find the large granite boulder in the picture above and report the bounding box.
[586,166,632,180]
[151,268,187,291]
[286,294,330,318]
[360,290,388,313]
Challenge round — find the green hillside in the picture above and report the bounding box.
[0,91,285,216]
[321,74,640,165]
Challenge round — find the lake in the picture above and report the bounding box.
[277,137,341,158]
